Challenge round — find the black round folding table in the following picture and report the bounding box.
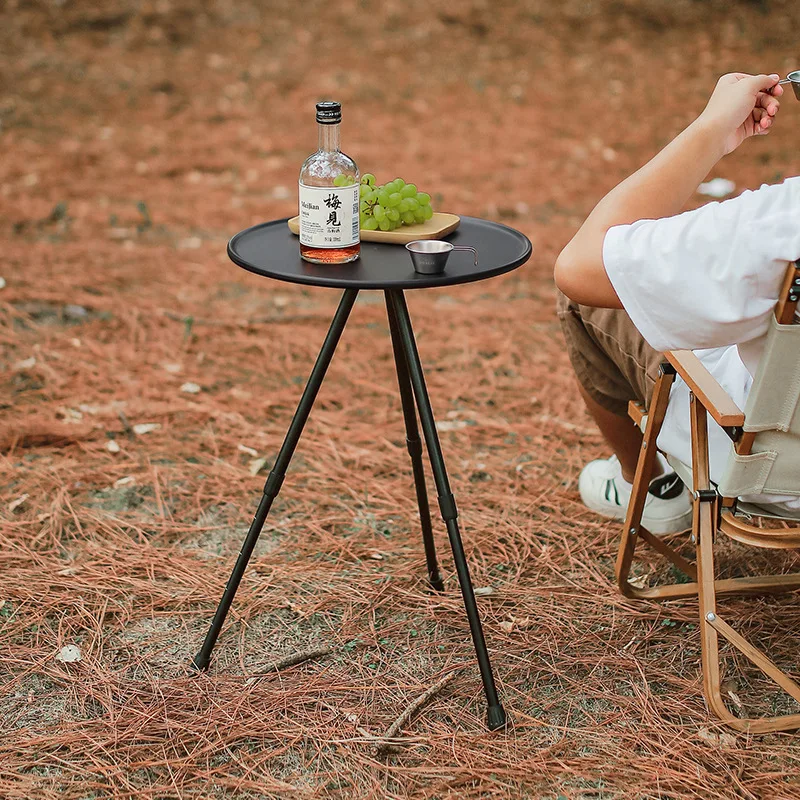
[192,216,532,730]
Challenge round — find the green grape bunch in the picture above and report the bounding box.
[356,173,434,232]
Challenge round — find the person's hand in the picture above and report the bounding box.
[699,72,783,155]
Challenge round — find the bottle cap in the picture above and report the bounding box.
[316,101,342,125]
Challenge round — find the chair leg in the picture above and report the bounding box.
[385,291,444,592]
[387,289,506,731]
[191,289,359,672]
[690,393,800,733]
[616,364,677,597]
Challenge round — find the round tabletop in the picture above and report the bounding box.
[227,216,532,290]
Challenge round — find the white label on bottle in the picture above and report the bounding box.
[299,183,359,247]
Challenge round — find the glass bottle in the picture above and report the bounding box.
[298,101,360,264]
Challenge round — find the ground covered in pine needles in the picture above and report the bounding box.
[3,1,800,797]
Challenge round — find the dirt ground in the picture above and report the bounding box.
[3,1,800,798]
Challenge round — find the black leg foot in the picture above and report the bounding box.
[388,289,507,731]
[487,703,508,731]
[191,289,358,671]
[385,290,445,593]
[191,651,210,673]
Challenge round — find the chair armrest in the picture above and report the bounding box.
[665,350,745,428]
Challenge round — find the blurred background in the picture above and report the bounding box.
[3,2,800,798]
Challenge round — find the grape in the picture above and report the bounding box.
[355,173,435,234]
[333,174,347,187]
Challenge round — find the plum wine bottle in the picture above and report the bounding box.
[299,101,360,264]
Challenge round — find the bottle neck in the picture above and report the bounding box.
[318,122,340,153]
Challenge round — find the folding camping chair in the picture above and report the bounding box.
[616,260,800,733]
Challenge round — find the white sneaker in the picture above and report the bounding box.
[578,454,692,534]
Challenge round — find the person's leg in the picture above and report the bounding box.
[556,290,690,533]
[576,383,649,484]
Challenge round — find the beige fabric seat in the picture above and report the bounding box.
[617,260,800,733]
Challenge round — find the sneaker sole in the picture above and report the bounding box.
[582,496,693,535]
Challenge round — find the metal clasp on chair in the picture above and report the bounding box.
[692,489,717,503]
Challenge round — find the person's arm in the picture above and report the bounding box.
[554,72,784,308]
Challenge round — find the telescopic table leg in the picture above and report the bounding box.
[385,291,444,592]
[191,288,359,672]
[387,289,507,731]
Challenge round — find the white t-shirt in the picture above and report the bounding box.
[602,177,800,511]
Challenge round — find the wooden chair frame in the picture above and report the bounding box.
[616,262,800,733]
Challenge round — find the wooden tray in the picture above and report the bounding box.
[287,212,460,244]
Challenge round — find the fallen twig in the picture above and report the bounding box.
[244,646,333,684]
[374,669,461,755]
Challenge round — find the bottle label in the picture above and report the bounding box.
[299,183,359,247]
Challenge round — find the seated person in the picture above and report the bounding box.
[554,72,800,532]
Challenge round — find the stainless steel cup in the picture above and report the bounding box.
[778,70,800,100]
[406,240,478,275]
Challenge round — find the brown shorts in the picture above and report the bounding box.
[556,289,664,416]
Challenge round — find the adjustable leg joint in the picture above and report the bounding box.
[692,489,717,503]
[406,436,423,459]
[438,492,458,521]
[264,469,284,497]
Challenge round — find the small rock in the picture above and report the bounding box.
[249,456,268,476]
[132,423,160,435]
[435,419,468,432]
[498,620,515,633]
[698,178,736,199]
[57,407,84,423]
[114,476,135,488]
[474,586,496,596]
[64,304,88,320]
[368,551,384,560]
[105,440,121,454]
[178,237,202,250]
[0,277,6,290]
[14,356,36,370]
[163,363,181,373]
[180,382,201,394]
[56,645,82,663]
[237,444,258,456]
[8,493,29,513]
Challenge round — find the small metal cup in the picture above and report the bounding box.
[778,70,800,101]
[406,240,478,275]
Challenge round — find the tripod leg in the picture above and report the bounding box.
[385,291,444,592]
[192,288,359,672]
[387,289,507,731]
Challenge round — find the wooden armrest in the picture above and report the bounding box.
[665,350,745,428]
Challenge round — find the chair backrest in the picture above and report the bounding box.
[718,262,800,501]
